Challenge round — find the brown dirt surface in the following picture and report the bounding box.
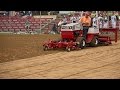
[0,34,60,63]
[0,31,120,79]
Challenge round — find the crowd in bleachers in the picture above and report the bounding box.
[17,11,32,16]
[0,11,32,17]
[0,11,120,34]
[57,12,120,29]
[92,12,119,28]
[0,11,9,16]
[50,11,120,34]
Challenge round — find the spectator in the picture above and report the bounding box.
[70,15,76,23]
[15,12,20,16]
[111,12,117,28]
[29,11,32,16]
[70,15,73,23]
[26,11,32,16]
[23,11,25,15]
[92,15,97,27]
[103,14,109,28]
[19,11,25,16]
[62,16,67,25]
[48,12,50,15]
[77,15,81,22]
[52,22,58,34]
[3,13,6,16]
[58,19,64,27]
[98,14,104,28]
[25,19,30,33]
[72,15,76,23]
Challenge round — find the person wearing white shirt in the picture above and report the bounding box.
[76,15,81,23]
[70,15,76,23]
[62,17,67,25]
[92,16,97,27]
[103,14,109,28]
[98,14,103,28]
[72,16,76,23]
[111,12,117,28]
[70,15,73,23]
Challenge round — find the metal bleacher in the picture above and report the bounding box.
[0,16,53,33]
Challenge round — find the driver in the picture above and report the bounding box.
[79,11,91,40]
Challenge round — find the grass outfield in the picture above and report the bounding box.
[0,34,60,63]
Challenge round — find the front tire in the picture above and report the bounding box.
[66,47,71,52]
[76,37,86,49]
[89,36,99,47]
[43,46,48,51]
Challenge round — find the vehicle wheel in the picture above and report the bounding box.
[76,37,86,49]
[104,42,111,46]
[89,36,99,47]
[66,47,71,52]
[43,46,48,51]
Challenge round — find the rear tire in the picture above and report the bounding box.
[76,37,86,49]
[43,46,48,51]
[66,47,71,52]
[89,36,99,47]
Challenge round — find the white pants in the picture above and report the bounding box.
[111,22,116,28]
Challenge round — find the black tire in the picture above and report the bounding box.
[43,46,48,51]
[76,37,86,49]
[89,36,99,47]
[104,42,111,46]
[66,47,71,52]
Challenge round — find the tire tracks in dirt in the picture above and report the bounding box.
[0,41,120,79]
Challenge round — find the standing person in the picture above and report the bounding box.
[70,15,73,23]
[25,19,30,33]
[79,11,91,40]
[98,14,104,28]
[111,12,117,28]
[92,15,97,27]
[72,15,76,23]
[28,11,32,16]
[103,13,109,28]
[62,16,67,25]
[76,15,80,23]
[70,14,76,23]
[52,22,58,34]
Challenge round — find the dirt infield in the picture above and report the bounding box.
[0,40,120,79]
[0,34,60,63]
[0,32,120,79]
